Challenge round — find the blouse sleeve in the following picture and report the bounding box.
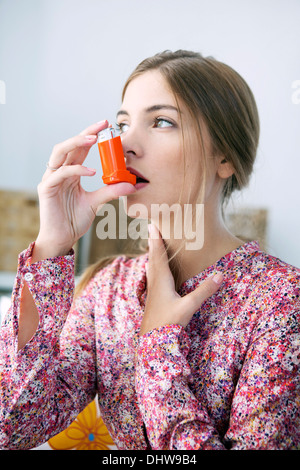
[135,304,300,449]
[0,243,97,450]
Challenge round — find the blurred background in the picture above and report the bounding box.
[0,0,299,318]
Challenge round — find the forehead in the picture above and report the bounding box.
[122,70,177,111]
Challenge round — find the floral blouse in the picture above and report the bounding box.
[0,240,299,450]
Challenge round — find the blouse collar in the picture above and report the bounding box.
[136,240,260,305]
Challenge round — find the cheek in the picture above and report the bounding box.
[157,141,185,178]
[144,141,183,189]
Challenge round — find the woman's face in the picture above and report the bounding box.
[117,70,218,220]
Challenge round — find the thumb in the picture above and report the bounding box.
[88,182,136,213]
[182,272,224,317]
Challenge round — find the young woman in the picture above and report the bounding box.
[0,50,299,450]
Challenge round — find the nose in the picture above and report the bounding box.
[121,128,143,162]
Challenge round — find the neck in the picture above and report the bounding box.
[161,204,243,289]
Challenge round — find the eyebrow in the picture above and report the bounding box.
[116,104,180,118]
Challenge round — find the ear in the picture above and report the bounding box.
[217,157,235,179]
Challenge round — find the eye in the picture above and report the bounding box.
[116,122,129,134]
[153,118,174,128]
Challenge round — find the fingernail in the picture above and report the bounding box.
[212,272,223,285]
[85,135,96,140]
[97,119,108,125]
[82,166,96,173]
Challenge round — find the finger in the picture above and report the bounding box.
[47,134,98,170]
[183,272,224,314]
[78,120,108,136]
[86,182,137,214]
[42,164,97,186]
[47,121,109,171]
[148,223,168,265]
[64,120,109,166]
[147,224,174,286]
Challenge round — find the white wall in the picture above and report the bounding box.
[0,0,299,267]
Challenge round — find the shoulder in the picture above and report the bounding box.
[237,247,300,326]
[224,241,299,291]
[220,242,300,323]
[248,248,300,294]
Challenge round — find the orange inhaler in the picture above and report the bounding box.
[97,127,136,185]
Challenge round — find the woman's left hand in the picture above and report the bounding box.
[140,224,224,336]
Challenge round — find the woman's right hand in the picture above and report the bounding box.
[32,120,136,262]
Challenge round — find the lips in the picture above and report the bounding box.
[126,167,149,184]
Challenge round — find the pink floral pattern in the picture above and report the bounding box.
[0,240,299,449]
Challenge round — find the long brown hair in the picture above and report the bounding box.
[75,50,260,295]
